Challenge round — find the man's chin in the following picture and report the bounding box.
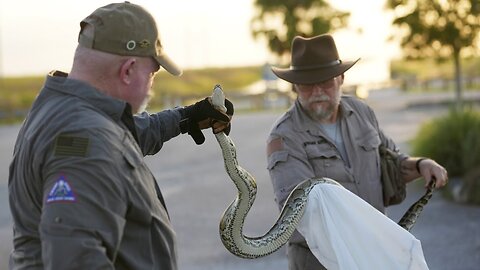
[311,107,334,121]
[136,96,152,114]
[139,105,148,114]
[133,102,148,114]
[310,103,327,113]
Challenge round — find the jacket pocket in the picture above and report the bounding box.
[267,150,288,170]
[305,143,339,159]
[356,130,382,184]
[358,131,381,151]
[304,143,349,183]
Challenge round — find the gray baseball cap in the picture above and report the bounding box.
[78,1,182,76]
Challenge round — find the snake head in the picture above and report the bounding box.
[211,84,227,113]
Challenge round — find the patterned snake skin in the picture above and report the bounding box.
[211,85,434,259]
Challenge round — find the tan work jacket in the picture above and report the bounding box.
[9,72,180,269]
[267,96,405,244]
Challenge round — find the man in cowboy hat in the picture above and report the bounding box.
[8,2,232,269]
[266,34,448,269]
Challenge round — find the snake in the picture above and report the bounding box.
[210,85,435,259]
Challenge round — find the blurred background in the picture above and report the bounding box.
[0,0,479,269]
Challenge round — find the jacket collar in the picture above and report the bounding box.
[44,70,127,122]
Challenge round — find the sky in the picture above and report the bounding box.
[0,0,400,84]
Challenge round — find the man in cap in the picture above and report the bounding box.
[8,2,233,269]
[266,34,448,269]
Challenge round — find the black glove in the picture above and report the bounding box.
[180,97,234,144]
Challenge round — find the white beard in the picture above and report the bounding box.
[299,93,340,122]
[136,91,153,114]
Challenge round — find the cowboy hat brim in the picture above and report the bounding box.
[271,58,360,84]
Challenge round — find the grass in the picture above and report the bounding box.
[1,57,479,123]
[152,65,262,97]
[391,57,480,81]
[0,65,263,123]
[0,76,43,109]
[390,57,480,92]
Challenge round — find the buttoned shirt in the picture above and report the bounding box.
[267,96,404,243]
[9,71,181,269]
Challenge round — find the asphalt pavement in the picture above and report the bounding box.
[0,88,479,270]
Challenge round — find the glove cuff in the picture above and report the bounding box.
[179,118,190,134]
[179,106,194,134]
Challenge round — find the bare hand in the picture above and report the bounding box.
[418,159,448,188]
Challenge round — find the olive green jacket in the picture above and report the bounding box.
[9,71,180,269]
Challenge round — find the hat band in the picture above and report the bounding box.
[290,60,341,71]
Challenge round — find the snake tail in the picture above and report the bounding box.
[397,182,435,231]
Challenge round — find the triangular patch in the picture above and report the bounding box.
[46,176,76,203]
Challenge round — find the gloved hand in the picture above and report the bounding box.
[180,97,234,144]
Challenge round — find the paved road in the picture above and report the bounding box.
[0,89,479,269]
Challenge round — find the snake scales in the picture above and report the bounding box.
[211,85,434,259]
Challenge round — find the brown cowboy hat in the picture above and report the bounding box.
[271,34,360,84]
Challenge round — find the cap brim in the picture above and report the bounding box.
[154,54,182,76]
[272,59,360,84]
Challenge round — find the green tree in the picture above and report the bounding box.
[386,0,480,108]
[251,0,349,64]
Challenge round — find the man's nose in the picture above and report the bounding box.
[311,84,326,94]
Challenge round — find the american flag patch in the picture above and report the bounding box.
[54,135,89,157]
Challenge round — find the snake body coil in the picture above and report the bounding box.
[215,131,342,258]
[211,85,433,259]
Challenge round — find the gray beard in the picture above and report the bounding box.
[299,95,340,122]
[309,106,335,121]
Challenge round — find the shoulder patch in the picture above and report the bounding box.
[46,175,76,203]
[267,137,284,156]
[54,135,89,157]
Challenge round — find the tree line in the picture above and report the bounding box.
[251,0,480,108]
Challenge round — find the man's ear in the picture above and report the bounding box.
[338,74,345,85]
[119,58,137,84]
